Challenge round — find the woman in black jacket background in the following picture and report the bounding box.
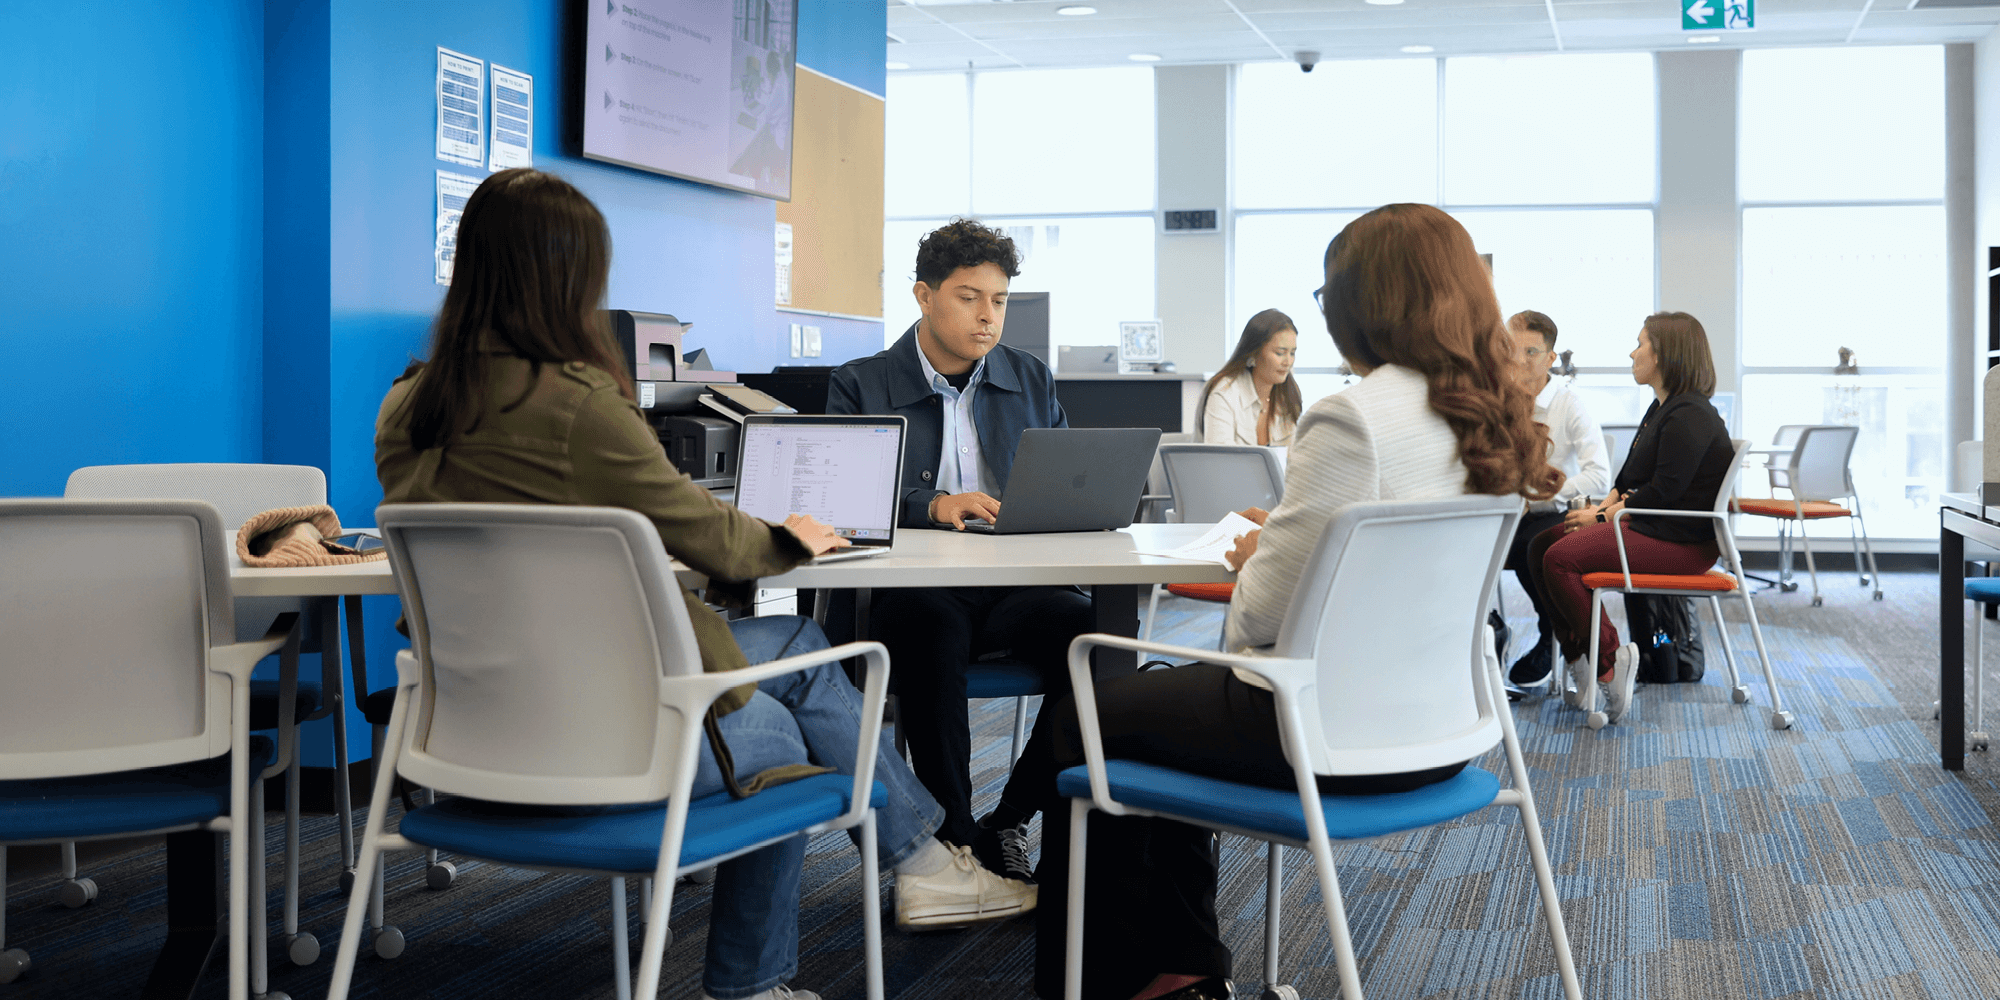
[1524,312,1737,721]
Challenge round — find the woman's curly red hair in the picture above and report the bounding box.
[1321,204,1563,501]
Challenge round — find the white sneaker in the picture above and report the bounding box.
[1563,655,1596,710]
[702,986,819,1000]
[895,843,1037,930]
[1605,643,1641,723]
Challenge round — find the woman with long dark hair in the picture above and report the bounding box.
[1524,312,1735,725]
[375,169,1033,1000]
[1029,203,1561,1000]
[1198,308,1302,447]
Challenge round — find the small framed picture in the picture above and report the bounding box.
[1118,320,1162,374]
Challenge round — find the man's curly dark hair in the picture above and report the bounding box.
[914,218,1021,288]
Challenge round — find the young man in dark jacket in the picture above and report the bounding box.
[826,220,1089,884]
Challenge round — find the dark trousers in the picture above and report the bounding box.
[1505,510,1569,648]
[870,584,1092,846]
[1031,664,1464,1000]
[1525,522,1720,675]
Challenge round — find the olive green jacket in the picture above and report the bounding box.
[374,355,814,724]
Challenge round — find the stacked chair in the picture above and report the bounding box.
[1057,494,1580,1000]
[331,504,888,1000]
[0,499,295,998]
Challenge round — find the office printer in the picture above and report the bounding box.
[606,309,747,487]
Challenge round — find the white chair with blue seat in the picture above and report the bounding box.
[0,499,295,998]
[63,462,380,972]
[1059,494,1580,1000]
[329,503,888,1000]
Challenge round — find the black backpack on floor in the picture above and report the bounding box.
[1623,594,1705,683]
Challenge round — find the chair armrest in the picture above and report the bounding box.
[656,640,891,831]
[1604,507,1733,587]
[209,612,299,682]
[1063,632,1312,817]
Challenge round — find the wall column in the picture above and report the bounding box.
[1946,42,1976,484]
[1656,50,1741,398]
[1154,64,1230,375]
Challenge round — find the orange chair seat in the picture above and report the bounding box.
[1730,498,1852,520]
[1582,570,1738,593]
[1165,582,1235,603]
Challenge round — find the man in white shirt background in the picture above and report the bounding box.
[1503,310,1612,690]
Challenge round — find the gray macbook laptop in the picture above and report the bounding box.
[960,427,1162,534]
[735,414,907,562]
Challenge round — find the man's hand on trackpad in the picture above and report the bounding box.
[930,491,1002,530]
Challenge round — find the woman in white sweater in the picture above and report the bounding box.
[1197,308,1300,447]
[1029,204,1562,1000]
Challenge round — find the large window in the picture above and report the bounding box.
[1739,46,1945,539]
[883,68,1156,350]
[1231,54,1657,405]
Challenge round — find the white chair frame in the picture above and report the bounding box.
[329,504,887,1000]
[1060,496,1579,1000]
[1564,440,1792,731]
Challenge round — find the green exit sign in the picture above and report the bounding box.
[1683,0,1753,30]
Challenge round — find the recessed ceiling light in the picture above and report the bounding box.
[1366,0,1406,5]
[1685,34,1721,43]
[1400,44,1434,54]
[887,61,910,70]
[1056,5,1096,14]
[1128,53,1162,62]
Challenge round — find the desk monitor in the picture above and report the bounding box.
[734,415,906,547]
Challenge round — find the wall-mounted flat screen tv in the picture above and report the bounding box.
[583,0,797,201]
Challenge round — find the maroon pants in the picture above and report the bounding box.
[1525,521,1720,676]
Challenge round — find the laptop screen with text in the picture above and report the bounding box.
[734,417,905,544]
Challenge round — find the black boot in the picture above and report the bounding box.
[1508,631,1556,688]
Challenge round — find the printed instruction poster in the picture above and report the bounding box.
[774,221,793,305]
[437,47,485,168]
[436,170,482,286]
[489,64,533,171]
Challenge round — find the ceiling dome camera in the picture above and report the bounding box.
[1296,50,1319,73]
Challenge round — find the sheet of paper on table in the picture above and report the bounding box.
[1132,512,1260,566]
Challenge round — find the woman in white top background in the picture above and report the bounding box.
[1197,308,1300,447]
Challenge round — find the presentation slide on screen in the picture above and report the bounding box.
[584,0,796,200]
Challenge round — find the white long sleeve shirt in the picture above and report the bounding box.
[1201,374,1296,448]
[1531,378,1610,513]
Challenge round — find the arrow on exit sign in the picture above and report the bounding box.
[1684,0,1753,30]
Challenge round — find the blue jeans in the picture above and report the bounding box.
[696,615,944,999]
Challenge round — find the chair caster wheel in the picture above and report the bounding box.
[373,926,405,960]
[425,861,457,890]
[1587,711,1608,730]
[1811,596,1823,608]
[287,931,320,966]
[1973,732,1991,752]
[1872,591,1884,602]
[1262,986,1301,1000]
[1933,700,1942,720]
[1780,581,1798,593]
[683,866,717,885]
[1771,710,1794,731]
[338,868,355,896]
[1732,686,1751,705]
[58,876,98,908]
[0,948,30,983]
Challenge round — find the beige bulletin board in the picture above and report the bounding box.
[775,66,884,317]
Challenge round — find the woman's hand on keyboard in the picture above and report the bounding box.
[783,513,851,556]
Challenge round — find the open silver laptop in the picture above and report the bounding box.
[734,415,907,563]
[960,427,1162,534]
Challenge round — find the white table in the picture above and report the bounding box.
[228,523,1235,674]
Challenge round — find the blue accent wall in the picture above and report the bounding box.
[2,0,884,764]
[0,1,267,497]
